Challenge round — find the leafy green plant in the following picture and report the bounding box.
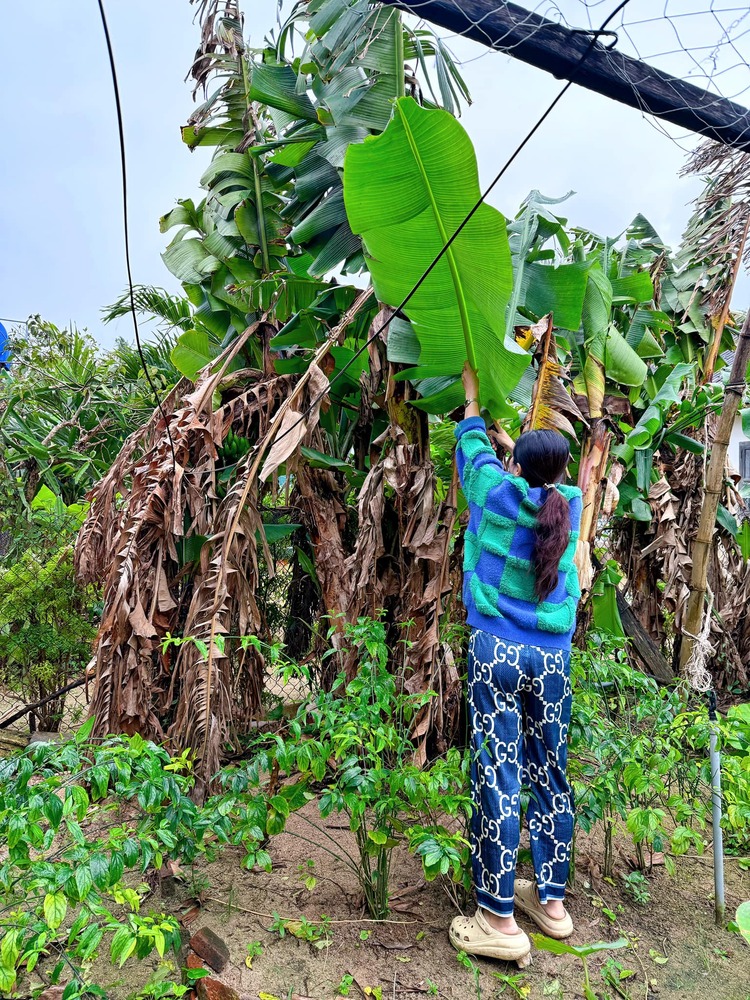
[244,940,264,969]
[600,957,636,996]
[569,632,708,875]
[717,704,750,852]
[0,490,99,730]
[0,721,269,996]
[490,970,530,997]
[0,318,179,506]
[530,935,629,1000]
[268,913,332,949]
[130,966,210,999]
[220,616,471,919]
[337,973,355,997]
[455,949,481,1000]
[298,858,318,891]
[345,96,530,419]
[622,872,651,905]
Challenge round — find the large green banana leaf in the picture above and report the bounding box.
[576,267,648,417]
[613,362,695,463]
[343,97,530,419]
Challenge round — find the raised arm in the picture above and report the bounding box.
[455,363,515,503]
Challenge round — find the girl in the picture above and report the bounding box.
[449,363,583,964]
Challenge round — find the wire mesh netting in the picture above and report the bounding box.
[382,0,750,148]
[254,499,321,710]
[0,508,95,740]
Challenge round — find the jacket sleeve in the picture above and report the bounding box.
[454,416,509,506]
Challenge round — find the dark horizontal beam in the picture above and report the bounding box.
[383,0,750,150]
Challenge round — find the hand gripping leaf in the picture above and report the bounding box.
[344,97,530,419]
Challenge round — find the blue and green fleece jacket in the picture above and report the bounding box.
[455,416,583,652]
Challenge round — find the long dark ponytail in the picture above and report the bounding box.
[512,430,572,602]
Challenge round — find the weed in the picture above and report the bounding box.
[244,940,264,969]
[622,872,650,904]
[188,868,212,898]
[337,973,355,996]
[455,949,481,1000]
[131,968,210,999]
[491,970,530,996]
[267,912,332,948]
[531,934,628,1000]
[298,858,318,891]
[601,957,636,997]
[426,980,438,996]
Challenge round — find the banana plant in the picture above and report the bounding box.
[159,0,467,380]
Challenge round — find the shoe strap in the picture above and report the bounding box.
[475,908,493,935]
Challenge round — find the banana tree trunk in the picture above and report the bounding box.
[575,419,612,593]
[679,310,750,671]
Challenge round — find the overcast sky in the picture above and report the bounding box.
[1,0,744,347]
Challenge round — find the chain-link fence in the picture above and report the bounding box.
[0,504,94,742]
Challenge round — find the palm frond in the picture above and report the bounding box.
[102,285,193,332]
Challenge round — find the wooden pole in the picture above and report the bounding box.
[679,310,750,671]
[615,591,674,685]
[382,0,750,150]
[0,675,87,730]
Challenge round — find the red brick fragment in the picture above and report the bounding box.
[196,977,240,1000]
[189,927,230,973]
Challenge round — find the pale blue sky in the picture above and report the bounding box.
[2,0,741,347]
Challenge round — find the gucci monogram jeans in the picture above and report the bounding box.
[467,628,574,918]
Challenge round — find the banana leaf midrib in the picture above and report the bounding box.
[398,105,475,372]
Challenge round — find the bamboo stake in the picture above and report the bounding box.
[679,309,750,670]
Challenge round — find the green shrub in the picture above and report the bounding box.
[0,490,99,731]
[215,615,472,918]
[569,632,708,874]
[0,722,266,997]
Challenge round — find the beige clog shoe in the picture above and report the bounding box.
[514,879,574,939]
[449,908,532,966]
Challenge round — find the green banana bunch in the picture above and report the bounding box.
[221,429,252,464]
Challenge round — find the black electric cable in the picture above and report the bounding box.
[261,0,633,456]
[95,0,177,470]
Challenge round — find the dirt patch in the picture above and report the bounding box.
[78,801,750,1000]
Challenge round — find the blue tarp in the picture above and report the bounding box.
[0,322,10,370]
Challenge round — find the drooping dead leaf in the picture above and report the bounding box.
[259,409,307,482]
[522,314,587,439]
